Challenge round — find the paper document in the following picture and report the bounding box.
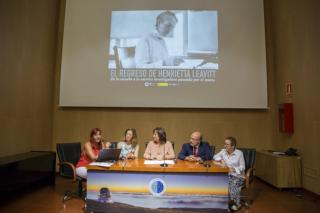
[144,160,175,165]
[89,162,114,167]
[272,151,286,155]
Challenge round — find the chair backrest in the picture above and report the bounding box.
[200,141,215,155]
[109,141,119,149]
[238,148,256,172]
[145,141,175,150]
[56,142,82,177]
[113,46,136,69]
[210,145,215,155]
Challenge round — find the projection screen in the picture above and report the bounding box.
[59,0,267,108]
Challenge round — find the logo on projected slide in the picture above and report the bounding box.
[148,178,167,196]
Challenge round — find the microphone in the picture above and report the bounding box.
[160,141,168,167]
[121,156,127,172]
[120,144,128,171]
[121,152,128,171]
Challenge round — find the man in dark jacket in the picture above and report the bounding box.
[178,131,213,161]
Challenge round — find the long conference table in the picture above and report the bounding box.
[87,159,229,211]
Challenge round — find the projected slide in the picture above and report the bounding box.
[60,0,268,108]
[108,10,219,87]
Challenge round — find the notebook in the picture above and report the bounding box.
[96,148,121,162]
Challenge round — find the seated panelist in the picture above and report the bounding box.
[117,128,139,159]
[178,131,213,162]
[213,136,245,211]
[76,128,110,179]
[143,127,175,160]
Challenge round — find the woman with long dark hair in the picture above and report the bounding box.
[143,127,175,160]
[76,128,110,178]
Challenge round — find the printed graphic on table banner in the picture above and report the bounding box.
[87,171,229,209]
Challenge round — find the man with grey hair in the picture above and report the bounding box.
[135,11,184,68]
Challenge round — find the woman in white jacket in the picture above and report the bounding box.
[213,136,245,211]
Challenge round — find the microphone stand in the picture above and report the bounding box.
[121,144,129,171]
[160,142,168,167]
[121,156,127,172]
[203,149,211,168]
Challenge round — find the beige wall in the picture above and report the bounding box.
[266,0,320,194]
[0,0,59,157]
[1,0,319,194]
[52,108,276,155]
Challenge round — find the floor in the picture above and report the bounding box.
[0,176,319,213]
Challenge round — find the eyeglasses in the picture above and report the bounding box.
[190,137,200,141]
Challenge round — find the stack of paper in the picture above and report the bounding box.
[89,162,114,167]
[144,160,175,165]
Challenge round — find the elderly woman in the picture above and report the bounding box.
[213,137,245,211]
[144,127,175,160]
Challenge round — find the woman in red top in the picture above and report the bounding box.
[76,128,110,178]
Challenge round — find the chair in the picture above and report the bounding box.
[109,141,119,149]
[238,148,257,210]
[145,141,175,150]
[238,148,256,188]
[113,46,136,69]
[56,142,86,203]
[199,141,214,158]
[209,144,215,156]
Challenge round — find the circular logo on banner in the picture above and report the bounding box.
[148,178,167,196]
